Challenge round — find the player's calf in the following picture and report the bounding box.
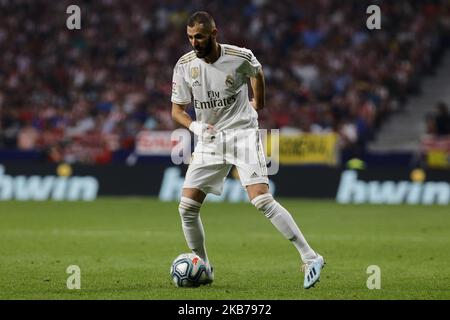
[178,197,210,264]
[251,193,319,264]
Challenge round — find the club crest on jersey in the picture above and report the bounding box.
[225,74,234,87]
[190,67,200,79]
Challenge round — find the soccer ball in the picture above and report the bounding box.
[170,253,208,287]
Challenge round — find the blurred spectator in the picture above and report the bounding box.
[425,113,437,136]
[17,120,39,150]
[425,102,450,136]
[435,102,450,135]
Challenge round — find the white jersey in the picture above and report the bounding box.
[171,44,262,131]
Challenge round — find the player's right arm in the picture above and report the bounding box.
[171,62,215,136]
[171,63,196,131]
[172,103,193,129]
[172,103,216,136]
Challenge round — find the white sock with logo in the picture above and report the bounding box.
[178,197,209,264]
[251,193,317,263]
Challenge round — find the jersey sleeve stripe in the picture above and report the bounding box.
[179,55,196,64]
[224,51,252,62]
[178,51,196,64]
[224,48,252,60]
[224,47,252,56]
[179,57,196,65]
[224,49,252,59]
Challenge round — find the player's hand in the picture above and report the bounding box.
[189,121,217,142]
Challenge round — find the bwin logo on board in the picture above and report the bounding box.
[0,165,99,201]
[336,170,450,205]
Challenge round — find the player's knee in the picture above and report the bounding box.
[251,193,277,219]
[178,196,202,220]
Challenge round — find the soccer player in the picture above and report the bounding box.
[171,11,325,289]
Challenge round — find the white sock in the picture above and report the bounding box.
[251,193,317,263]
[178,197,209,264]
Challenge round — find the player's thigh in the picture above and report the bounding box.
[233,128,269,200]
[235,158,270,201]
[183,162,233,197]
[246,183,269,201]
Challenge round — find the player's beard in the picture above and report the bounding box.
[194,35,213,58]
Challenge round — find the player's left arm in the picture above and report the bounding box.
[250,67,265,111]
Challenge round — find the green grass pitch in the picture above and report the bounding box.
[0,198,449,300]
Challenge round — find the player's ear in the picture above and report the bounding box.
[211,28,218,38]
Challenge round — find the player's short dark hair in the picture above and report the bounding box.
[187,11,216,30]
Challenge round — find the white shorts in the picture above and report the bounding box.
[183,128,269,195]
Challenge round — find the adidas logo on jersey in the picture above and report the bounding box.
[193,80,201,87]
[250,172,259,178]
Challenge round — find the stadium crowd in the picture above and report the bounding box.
[425,102,450,136]
[1,0,450,163]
